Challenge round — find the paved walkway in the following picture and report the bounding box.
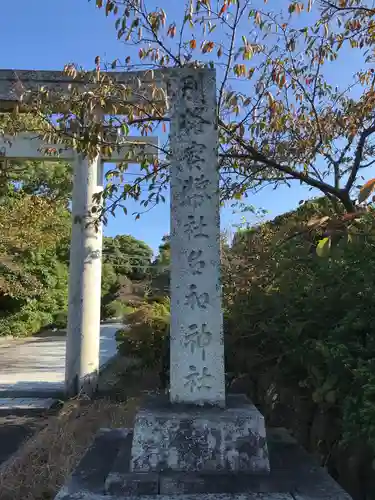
[0,323,122,399]
[0,323,123,467]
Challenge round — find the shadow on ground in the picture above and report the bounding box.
[0,413,50,466]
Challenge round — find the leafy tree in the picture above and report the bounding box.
[153,234,170,270]
[0,189,70,299]
[10,161,72,203]
[0,188,71,336]
[7,0,375,222]
[150,234,170,297]
[103,234,153,280]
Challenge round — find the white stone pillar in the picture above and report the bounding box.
[65,148,103,397]
[169,68,225,407]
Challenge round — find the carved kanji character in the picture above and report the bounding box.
[185,284,209,310]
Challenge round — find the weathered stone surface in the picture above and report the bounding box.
[106,471,159,496]
[266,431,353,500]
[54,426,353,499]
[105,431,159,496]
[55,493,294,500]
[168,68,225,407]
[55,428,130,499]
[130,394,269,474]
[159,472,282,495]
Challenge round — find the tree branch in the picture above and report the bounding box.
[219,126,343,198]
[345,124,375,191]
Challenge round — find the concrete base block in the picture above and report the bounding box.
[106,471,159,496]
[130,394,270,474]
[54,425,353,499]
[55,428,130,499]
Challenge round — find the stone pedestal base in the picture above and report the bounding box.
[130,394,270,474]
[54,425,353,499]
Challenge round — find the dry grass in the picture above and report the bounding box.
[0,361,159,500]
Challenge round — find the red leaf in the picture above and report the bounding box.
[218,2,228,17]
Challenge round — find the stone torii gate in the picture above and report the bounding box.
[0,69,159,397]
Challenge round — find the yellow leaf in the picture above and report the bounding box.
[358,178,375,203]
[316,237,331,258]
[234,192,242,200]
[267,91,274,107]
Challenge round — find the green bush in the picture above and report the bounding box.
[116,297,170,368]
[223,202,375,452]
[102,299,134,320]
[0,304,54,337]
[52,311,68,329]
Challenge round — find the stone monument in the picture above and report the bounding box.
[126,67,270,478]
[52,66,354,499]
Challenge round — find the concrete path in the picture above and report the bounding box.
[0,323,122,399]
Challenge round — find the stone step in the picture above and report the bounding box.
[58,493,295,500]
[0,397,60,414]
[55,428,131,499]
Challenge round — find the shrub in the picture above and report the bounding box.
[102,299,134,320]
[52,311,68,329]
[223,202,375,452]
[116,297,170,368]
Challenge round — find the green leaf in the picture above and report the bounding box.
[316,237,331,258]
[121,123,129,136]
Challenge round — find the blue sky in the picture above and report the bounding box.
[0,0,364,255]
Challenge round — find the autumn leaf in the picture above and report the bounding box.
[358,178,375,203]
[218,2,228,17]
[202,41,215,53]
[96,0,103,8]
[266,91,275,107]
[167,24,176,37]
[279,74,286,88]
[162,122,167,133]
[316,237,331,258]
[189,39,197,49]
[105,1,114,16]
